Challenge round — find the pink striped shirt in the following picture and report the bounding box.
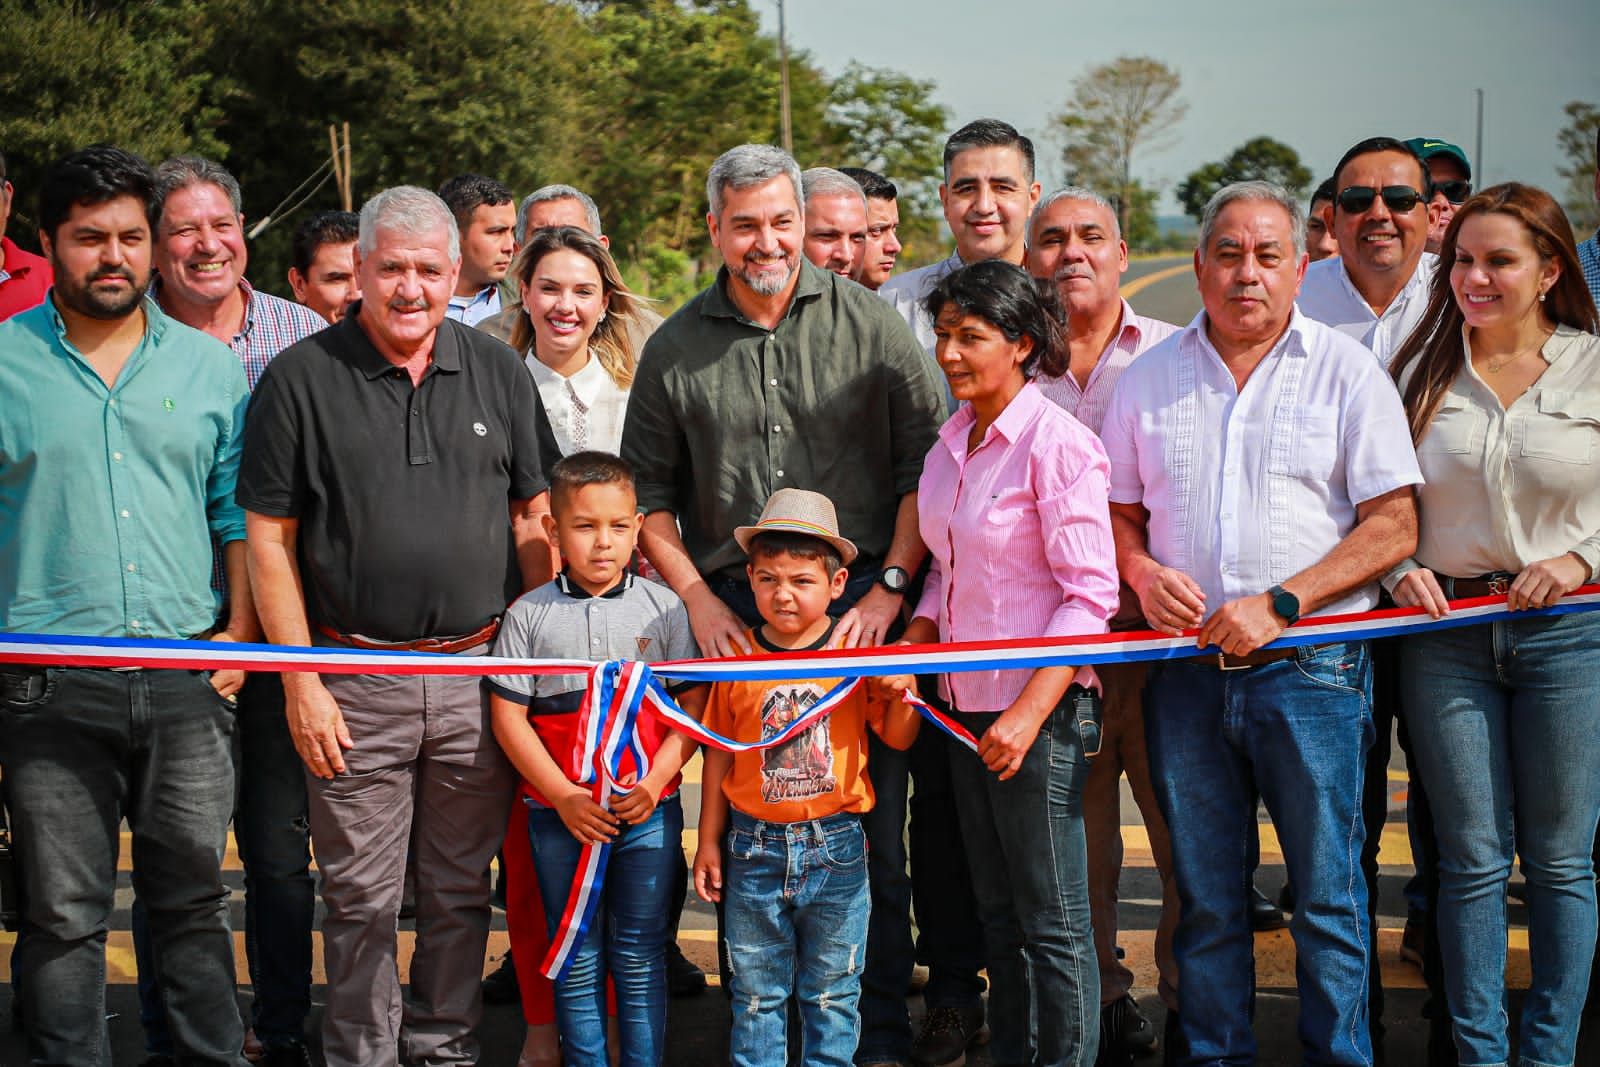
[914,381,1119,711]
[1033,299,1179,436]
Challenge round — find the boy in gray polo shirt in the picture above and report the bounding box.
[489,451,705,1067]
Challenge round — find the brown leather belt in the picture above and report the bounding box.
[1184,642,1335,671]
[316,618,500,654]
[1442,573,1515,599]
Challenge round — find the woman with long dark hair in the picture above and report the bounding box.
[1388,182,1600,1067]
[899,259,1119,1067]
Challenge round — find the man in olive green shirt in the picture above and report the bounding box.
[620,143,943,659]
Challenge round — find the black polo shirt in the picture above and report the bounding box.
[238,306,558,641]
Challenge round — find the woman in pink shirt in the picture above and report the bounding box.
[900,260,1120,1067]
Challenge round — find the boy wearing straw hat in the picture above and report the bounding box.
[692,488,921,1067]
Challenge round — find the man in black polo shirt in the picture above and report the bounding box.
[239,185,558,1067]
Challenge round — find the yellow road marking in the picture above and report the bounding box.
[1120,262,1190,299]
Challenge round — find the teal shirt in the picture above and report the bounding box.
[0,295,249,638]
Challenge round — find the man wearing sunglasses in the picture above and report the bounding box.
[1297,136,1440,368]
[1406,137,1473,255]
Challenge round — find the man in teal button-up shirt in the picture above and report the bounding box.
[0,145,252,1065]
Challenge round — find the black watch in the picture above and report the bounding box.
[879,566,911,595]
[1268,584,1301,625]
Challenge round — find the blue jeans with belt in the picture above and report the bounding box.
[948,694,1100,1067]
[1145,641,1374,1067]
[0,666,244,1065]
[1400,611,1600,1067]
[724,809,871,1067]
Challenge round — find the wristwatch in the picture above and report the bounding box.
[1268,584,1301,625]
[879,566,911,595]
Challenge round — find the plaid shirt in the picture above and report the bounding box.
[1579,230,1600,310]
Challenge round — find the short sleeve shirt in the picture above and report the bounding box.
[487,572,700,806]
[1296,254,1438,368]
[237,306,558,640]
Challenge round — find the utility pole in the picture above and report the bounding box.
[1473,89,1484,185]
[777,0,793,154]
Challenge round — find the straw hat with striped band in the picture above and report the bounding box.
[733,488,859,565]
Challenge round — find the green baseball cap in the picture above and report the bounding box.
[1404,137,1471,180]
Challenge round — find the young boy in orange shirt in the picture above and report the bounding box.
[692,488,919,1067]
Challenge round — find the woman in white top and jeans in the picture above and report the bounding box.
[510,225,648,455]
[1388,182,1600,1067]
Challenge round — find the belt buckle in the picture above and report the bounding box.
[1487,575,1510,595]
[1216,651,1251,671]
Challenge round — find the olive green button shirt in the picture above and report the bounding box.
[622,259,944,581]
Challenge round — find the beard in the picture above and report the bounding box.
[53,264,148,320]
[733,254,796,296]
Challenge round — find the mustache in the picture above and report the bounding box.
[1052,265,1094,283]
[387,296,430,311]
[87,266,136,285]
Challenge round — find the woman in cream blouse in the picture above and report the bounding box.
[510,225,648,455]
[1388,182,1600,1067]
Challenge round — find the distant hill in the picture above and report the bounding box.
[1157,214,1196,238]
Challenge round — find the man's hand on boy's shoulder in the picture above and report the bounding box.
[692,841,723,903]
[551,784,620,844]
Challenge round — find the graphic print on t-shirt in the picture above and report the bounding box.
[758,683,836,803]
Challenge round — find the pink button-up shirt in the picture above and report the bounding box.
[914,381,1120,711]
[1034,299,1179,436]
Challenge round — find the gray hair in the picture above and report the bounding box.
[706,144,803,220]
[154,155,242,222]
[801,167,868,214]
[1197,180,1306,262]
[1030,185,1122,243]
[358,186,460,262]
[517,184,603,244]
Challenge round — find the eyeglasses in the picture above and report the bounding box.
[1433,180,1472,205]
[1335,185,1426,214]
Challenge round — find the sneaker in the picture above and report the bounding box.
[666,941,706,997]
[258,1044,315,1067]
[482,950,521,1004]
[1399,918,1424,967]
[1101,993,1157,1053]
[911,1003,988,1067]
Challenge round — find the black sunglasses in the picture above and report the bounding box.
[1433,180,1472,205]
[1336,185,1426,214]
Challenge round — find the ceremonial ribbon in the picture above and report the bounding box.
[7,588,1600,981]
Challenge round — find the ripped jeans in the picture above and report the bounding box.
[724,809,870,1067]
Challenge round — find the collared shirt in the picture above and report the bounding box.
[1296,252,1438,367]
[487,571,699,807]
[446,285,502,328]
[525,351,629,456]
[150,277,326,390]
[1034,299,1180,436]
[1388,325,1600,583]
[0,296,248,638]
[0,237,52,322]
[1101,310,1423,618]
[238,306,559,641]
[914,382,1119,711]
[879,252,963,411]
[1579,230,1600,308]
[622,259,944,581]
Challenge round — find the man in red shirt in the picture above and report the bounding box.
[0,151,53,320]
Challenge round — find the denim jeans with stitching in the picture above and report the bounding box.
[724,810,870,1067]
[1145,641,1375,1067]
[1400,612,1600,1067]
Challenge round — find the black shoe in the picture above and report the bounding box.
[481,950,521,1004]
[259,1045,315,1067]
[1277,880,1295,914]
[666,941,706,997]
[911,1003,988,1067]
[1102,994,1157,1052]
[1249,884,1288,931]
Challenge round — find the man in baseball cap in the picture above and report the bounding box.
[1405,137,1472,254]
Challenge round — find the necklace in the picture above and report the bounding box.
[1479,327,1553,374]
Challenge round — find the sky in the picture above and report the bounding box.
[757,0,1600,216]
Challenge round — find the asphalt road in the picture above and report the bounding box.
[1121,254,1199,327]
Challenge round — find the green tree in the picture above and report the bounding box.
[1557,100,1599,236]
[1054,56,1187,239]
[1176,136,1313,222]
[0,0,227,246]
[823,63,948,215]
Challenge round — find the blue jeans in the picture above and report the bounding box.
[0,666,244,1065]
[949,695,1100,1067]
[528,793,682,1067]
[1400,612,1600,1067]
[1145,641,1374,1067]
[724,810,870,1067]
